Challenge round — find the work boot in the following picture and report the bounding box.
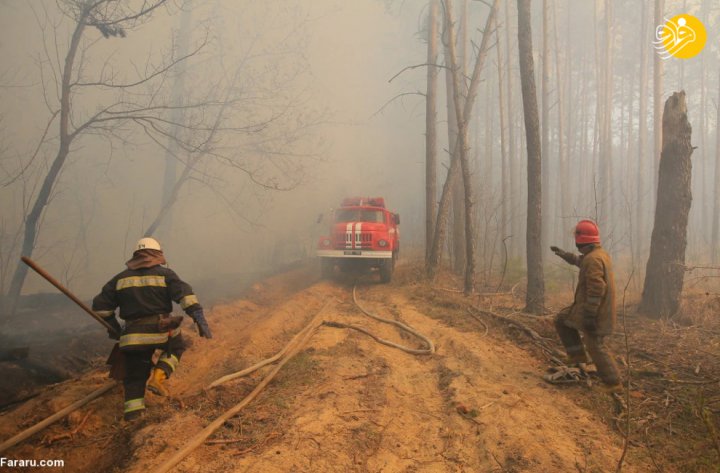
[147,368,170,397]
[123,409,144,422]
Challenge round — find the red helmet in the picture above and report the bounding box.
[574,219,600,244]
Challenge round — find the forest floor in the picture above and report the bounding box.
[0,262,718,472]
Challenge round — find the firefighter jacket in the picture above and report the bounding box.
[560,245,616,336]
[92,265,201,350]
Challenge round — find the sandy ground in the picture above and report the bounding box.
[0,266,649,472]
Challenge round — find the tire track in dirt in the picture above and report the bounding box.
[219,280,648,472]
[217,283,451,473]
[2,268,650,472]
[377,288,646,472]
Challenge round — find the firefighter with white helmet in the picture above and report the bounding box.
[92,237,212,420]
[549,220,621,393]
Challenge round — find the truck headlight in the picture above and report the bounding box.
[378,239,388,247]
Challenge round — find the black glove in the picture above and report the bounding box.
[105,317,122,340]
[582,309,598,333]
[190,309,212,339]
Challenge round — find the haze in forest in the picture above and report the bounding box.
[0,0,718,306]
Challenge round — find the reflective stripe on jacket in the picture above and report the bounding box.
[92,265,201,321]
[119,328,182,349]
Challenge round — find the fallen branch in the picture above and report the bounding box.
[660,378,719,385]
[465,308,490,337]
[495,236,510,293]
[205,437,247,445]
[468,307,564,363]
[42,409,93,445]
[233,431,280,456]
[0,382,116,455]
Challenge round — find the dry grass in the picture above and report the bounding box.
[395,262,720,473]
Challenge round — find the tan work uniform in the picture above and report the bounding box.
[554,244,620,386]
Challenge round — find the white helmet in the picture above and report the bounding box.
[136,237,162,252]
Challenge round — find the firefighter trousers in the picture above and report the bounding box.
[122,334,187,416]
[554,306,620,387]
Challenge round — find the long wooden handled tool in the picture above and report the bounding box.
[21,256,119,336]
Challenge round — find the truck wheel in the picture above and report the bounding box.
[320,259,334,279]
[379,258,394,283]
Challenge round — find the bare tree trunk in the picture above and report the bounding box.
[496,23,508,242]
[598,0,613,229]
[445,0,476,294]
[4,13,87,315]
[712,65,720,265]
[541,0,550,251]
[516,0,545,314]
[445,52,463,273]
[426,0,498,282]
[699,7,708,256]
[158,4,193,239]
[450,0,467,274]
[640,92,693,318]
[700,0,709,256]
[625,71,635,234]
[425,0,439,261]
[637,0,649,259]
[591,1,601,221]
[578,54,590,215]
[652,0,665,209]
[564,2,576,248]
[505,0,518,258]
[552,1,568,247]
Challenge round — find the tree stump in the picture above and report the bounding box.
[640,91,693,317]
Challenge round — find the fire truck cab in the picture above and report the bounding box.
[316,197,400,283]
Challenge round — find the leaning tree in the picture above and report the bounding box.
[2,0,221,315]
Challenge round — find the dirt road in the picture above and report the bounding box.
[0,266,646,472]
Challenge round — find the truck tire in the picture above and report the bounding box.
[379,258,394,283]
[320,259,334,279]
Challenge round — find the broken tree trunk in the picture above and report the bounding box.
[640,92,693,318]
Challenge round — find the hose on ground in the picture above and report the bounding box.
[321,283,434,355]
[0,382,117,455]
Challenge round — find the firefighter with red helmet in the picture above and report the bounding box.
[549,220,621,392]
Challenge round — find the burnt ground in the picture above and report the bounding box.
[0,264,293,409]
[0,262,717,472]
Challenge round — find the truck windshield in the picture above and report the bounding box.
[335,209,385,223]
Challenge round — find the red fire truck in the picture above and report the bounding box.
[317,197,400,283]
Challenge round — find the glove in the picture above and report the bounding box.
[582,309,598,333]
[105,317,122,340]
[550,246,564,256]
[190,309,213,339]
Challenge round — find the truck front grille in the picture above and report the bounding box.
[335,232,373,248]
